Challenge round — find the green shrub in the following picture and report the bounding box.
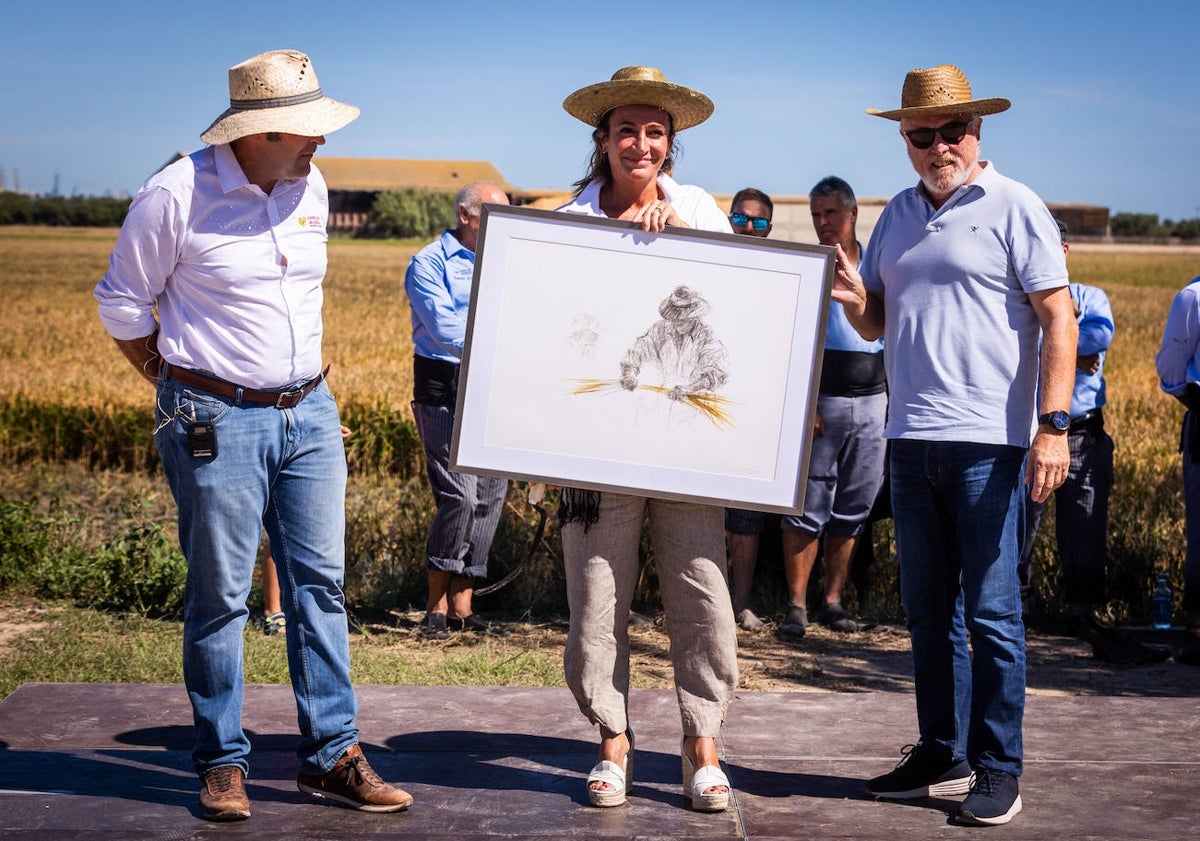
[0,492,185,616]
[0,497,57,588]
[90,521,187,616]
[365,189,456,239]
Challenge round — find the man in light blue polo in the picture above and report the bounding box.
[832,64,1076,826]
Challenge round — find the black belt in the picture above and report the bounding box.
[165,363,328,409]
[1069,407,1103,432]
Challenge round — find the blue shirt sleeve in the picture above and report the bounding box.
[1075,284,1114,356]
[405,240,466,361]
[1156,279,1200,395]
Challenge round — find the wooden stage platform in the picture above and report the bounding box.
[0,682,1196,839]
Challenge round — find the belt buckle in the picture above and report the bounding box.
[275,387,303,409]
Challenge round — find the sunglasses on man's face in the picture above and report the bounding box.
[903,120,973,150]
[730,212,770,232]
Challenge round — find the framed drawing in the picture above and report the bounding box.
[450,203,834,514]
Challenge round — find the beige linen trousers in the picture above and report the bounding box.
[562,492,738,737]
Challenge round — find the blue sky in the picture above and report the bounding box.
[6,1,1199,220]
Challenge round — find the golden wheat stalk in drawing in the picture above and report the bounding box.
[568,378,735,429]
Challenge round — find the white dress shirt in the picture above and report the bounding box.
[95,143,330,389]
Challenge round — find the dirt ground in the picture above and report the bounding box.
[4,602,1197,699]
[375,607,1200,698]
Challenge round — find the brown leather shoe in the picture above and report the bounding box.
[297,744,413,812]
[199,765,250,821]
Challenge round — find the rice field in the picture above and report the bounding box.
[1,226,1198,620]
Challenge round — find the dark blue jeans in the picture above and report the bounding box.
[891,439,1027,776]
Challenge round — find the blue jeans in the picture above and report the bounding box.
[155,376,357,777]
[890,439,1027,776]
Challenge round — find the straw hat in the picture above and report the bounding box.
[563,66,713,131]
[867,64,1010,121]
[200,49,360,145]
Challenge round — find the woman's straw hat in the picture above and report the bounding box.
[563,66,713,131]
[867,64,1009,121]
[200,49,360,145]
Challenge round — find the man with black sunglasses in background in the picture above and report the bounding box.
[831,65,1076,826]
[722,187,775,631]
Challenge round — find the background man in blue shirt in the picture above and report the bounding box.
[406,181,511,640]
[1155,274,1200,665]
[1019,221,1115,628]
[779,176,887,639]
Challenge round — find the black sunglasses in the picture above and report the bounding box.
[730,212,770,232]
[903,120,973,150]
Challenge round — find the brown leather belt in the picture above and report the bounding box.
[164,363,329,409]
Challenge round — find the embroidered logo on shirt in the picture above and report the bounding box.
[298,215,324,229]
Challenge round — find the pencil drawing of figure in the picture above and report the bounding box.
[568,314,602,362]
[620,285,729,401]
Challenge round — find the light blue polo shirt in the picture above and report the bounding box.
[860,162,1068,447]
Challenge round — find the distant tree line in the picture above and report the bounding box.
[8,189,1195,242]
[1110,212,1200,240]
[0,192,130,226]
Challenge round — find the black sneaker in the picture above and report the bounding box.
[957,768,1022,826]
[418,612,450,640]
[819,602,860,633]
[779,605,808,640]
[867,742,972,799]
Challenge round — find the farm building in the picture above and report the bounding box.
[316,158,515,232]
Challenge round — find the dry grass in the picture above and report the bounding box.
[1,228,1199,620]
[0,227,421,416]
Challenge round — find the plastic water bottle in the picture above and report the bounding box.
[1152,573,1173,630]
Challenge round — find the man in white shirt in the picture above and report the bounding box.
[94,49,412,822]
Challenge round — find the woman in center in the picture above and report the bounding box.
[556,66,738,812]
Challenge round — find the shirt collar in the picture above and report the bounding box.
[212,142,305,197]
[439,229,471,259]
[213,143,252,194]
[570,171,681,214]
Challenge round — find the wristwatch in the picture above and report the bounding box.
[1037,410,1071,432]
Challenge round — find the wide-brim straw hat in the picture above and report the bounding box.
[867,64,1010,121]
[200,49,360,145]
[563,66,713,131]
